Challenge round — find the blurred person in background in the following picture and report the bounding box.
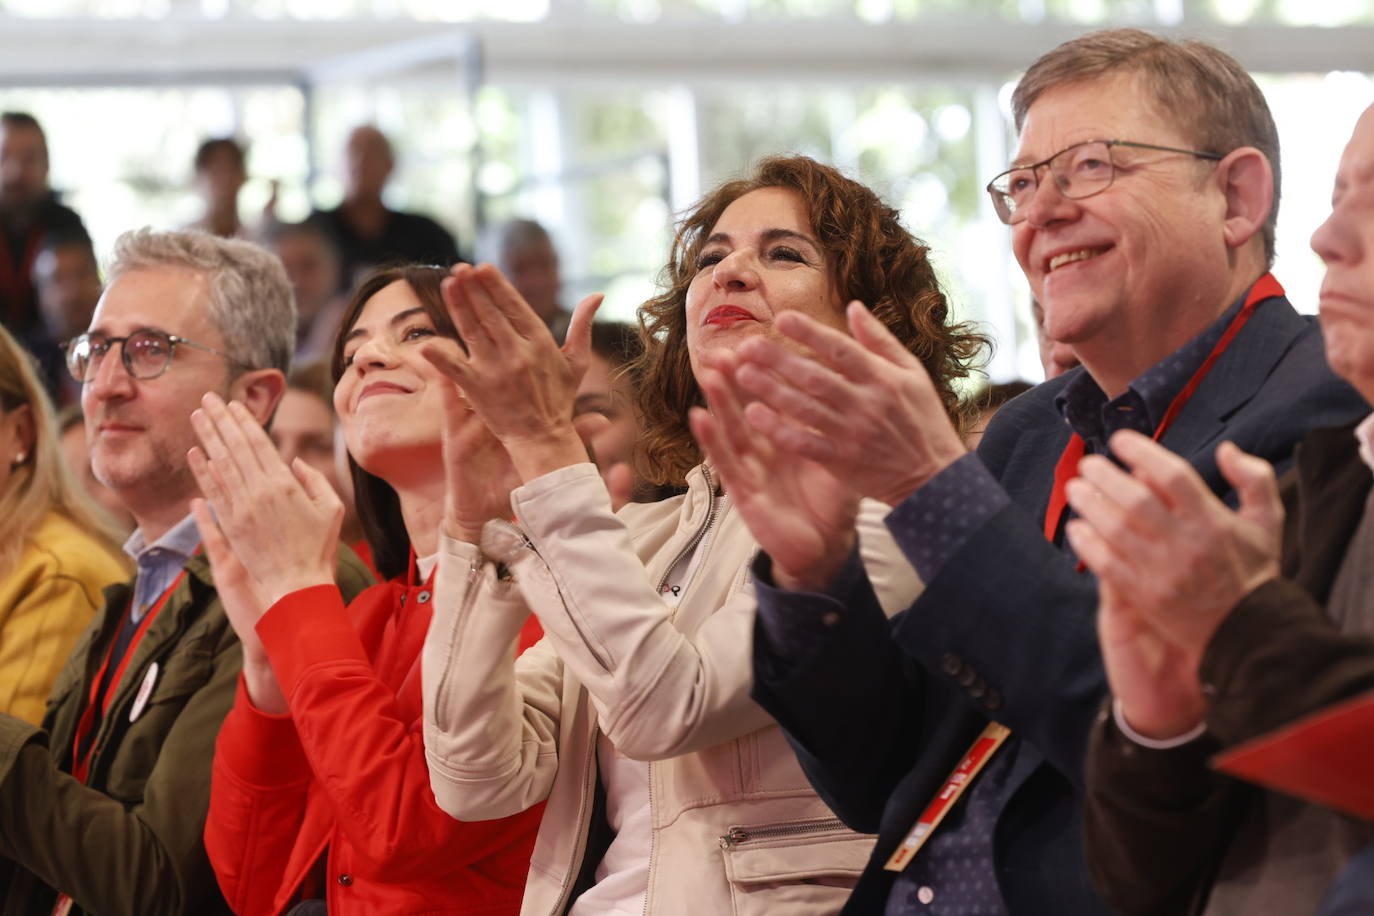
[32,226,102,405]
[1031,297,1079,379]
[0,113,86,383]
[265,221,349,363]
[56,404,134,534]
[574,320,680,506]
[963,379,1035,449]
[186,138,251,241]
[312,125,459,293]
[270,360,365,558]
[0,325,126,726]
[480,218,571,342]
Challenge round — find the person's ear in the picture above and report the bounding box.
[3,403,35,465]
[229,369,286,429]
[1216,146,1273,252]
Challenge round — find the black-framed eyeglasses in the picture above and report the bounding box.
[63,329,244,383]
[985,139,1224,225]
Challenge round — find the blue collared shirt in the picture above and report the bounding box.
[123,514,202,623]
[1053,294,1243,457]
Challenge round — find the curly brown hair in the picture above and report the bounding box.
[634,155,987,487]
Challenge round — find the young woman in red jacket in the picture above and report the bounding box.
[190,265,545,915]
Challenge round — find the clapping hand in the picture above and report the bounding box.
[420,263,603,484]
[692,350,860,593]
[188,393,343,714]
[730,303,966,508]
[189,393,344,607]
[1065,431,1284,738]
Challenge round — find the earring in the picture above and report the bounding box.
[11,452,25,467]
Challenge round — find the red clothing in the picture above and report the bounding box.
[204,571,544,915]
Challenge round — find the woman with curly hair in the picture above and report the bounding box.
[420,155,985,916]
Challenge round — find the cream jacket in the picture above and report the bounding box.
[423,463,921,916]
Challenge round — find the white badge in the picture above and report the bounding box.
[129,661,159,723]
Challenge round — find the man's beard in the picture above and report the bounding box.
[92,439,197,510]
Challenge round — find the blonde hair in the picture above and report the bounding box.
[0,326,125,577]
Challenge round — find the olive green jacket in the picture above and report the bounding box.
[0,547,374,916]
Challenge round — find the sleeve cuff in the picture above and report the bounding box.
[439,530,484,566]
[257,584,371,697]
[0,713,42,785]
[885,453,1011,583]
[511,462,602,510]
[214,677,311,786]
[1113,698,1207,750]
[752,548,866,677]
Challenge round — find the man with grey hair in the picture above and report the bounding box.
[691,28,1367,915]
[0,229,372,915]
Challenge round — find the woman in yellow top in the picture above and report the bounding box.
[0,324,127,724]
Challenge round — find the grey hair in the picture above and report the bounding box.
[1012,29,1281,266]
[107,228,296,375]
[476,218,553,268]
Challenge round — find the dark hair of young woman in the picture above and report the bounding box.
[329,264,459,580]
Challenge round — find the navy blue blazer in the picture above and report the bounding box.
[751,294,1371,915]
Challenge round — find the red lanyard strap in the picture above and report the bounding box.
[70,569,187,784]
[1042,273,1283,544]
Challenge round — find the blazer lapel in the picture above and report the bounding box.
[1158,295,1311,462]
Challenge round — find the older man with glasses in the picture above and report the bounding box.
[0,229,372,916]
[690,28,1367,915]
[1068,102,1374,916]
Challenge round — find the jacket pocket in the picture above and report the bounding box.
[103,644,214,803]
[719,817,875,916]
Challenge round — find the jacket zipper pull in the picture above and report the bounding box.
[719,828,750,849]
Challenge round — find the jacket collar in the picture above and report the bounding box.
[1286,420,1374,602]
[1157,293,1308,450]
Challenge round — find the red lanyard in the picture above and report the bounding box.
[70,570,187,784]
[1042,273,1284,544]
[884,720,1012,871]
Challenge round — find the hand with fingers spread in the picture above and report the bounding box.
[421,262,603,483]
[188,392,344,609]
[692,352,859,592]
[430,376,521,544]
[1064,430,1284,736]
[732,302,966,508]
